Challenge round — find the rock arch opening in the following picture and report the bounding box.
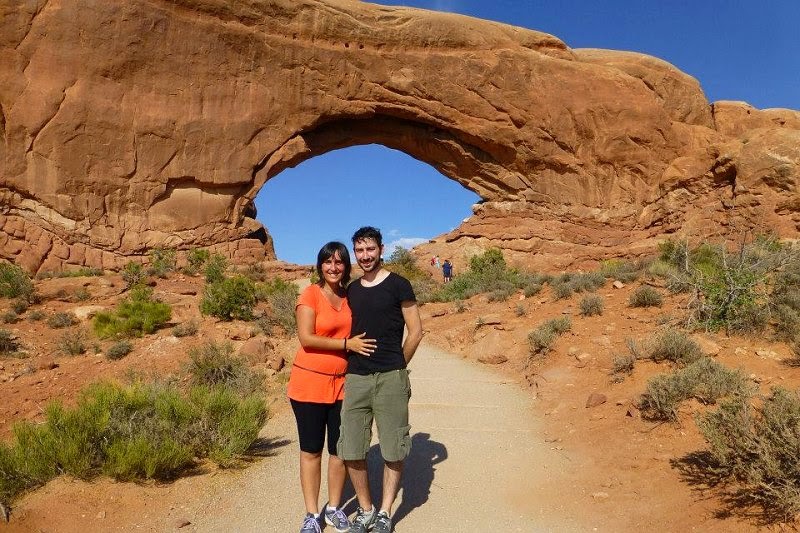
[252,143,481,265]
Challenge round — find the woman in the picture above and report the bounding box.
[288,241,376,533]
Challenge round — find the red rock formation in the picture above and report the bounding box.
[0,0,797,272]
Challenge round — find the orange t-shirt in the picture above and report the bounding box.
[287,284,351,403]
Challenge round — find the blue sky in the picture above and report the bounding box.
[256,0,800,265]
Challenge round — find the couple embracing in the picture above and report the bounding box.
[287,227,424,533]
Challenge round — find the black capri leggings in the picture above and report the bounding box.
[290,399,343,455]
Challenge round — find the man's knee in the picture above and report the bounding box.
[384,460,403,472]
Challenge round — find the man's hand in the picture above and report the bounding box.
[401,300,423,364]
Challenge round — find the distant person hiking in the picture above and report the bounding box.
[338,226,424,533]
[441,259,453,283]
[287,241,376,533]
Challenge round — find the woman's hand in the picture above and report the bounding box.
[347,332,376,356]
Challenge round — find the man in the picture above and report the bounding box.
[338,226,423,533]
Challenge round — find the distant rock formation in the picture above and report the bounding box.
[1,0,797,272]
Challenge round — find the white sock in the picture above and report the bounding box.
[326,504,337,512]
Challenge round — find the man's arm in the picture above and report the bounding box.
[401,300,423,364]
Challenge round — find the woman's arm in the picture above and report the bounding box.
[296,305,376,356]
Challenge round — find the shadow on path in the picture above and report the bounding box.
[340,433,447,523]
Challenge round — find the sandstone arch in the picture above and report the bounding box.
[1,0,798,273]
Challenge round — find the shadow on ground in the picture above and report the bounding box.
[340,432,447,524]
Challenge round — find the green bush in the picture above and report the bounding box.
[611,354,636,380]
[639,357,750,421]
[258,279,298,334]
[514,304,526,317]
[697,387,800,519]
[47,312,78,329]
[658,236,799,334]
[36,267,103,279]
[147,248,177,278]
[0,379,267,506]
[187,342,262,395]
[121,262,147,289]
[204,254,228,284]
[2,311,18,324]
[0,263,35,301]
[58,329,88,356]
[200,276,257,321]
[600,259,640,282]
[106,340,133,360]
[580,294,604,316]
[629,285,663,308]
[186,248,211,273]
[384,247,429,282]
[27,310,45,321]
[74,287,91,302]
[527,316,571,357]
[648,328,704,366]
[11,299,29,314]
[93,289,171,338]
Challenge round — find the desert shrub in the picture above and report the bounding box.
[74,287,91,302]
[0,263,35,301]
[384,247,429,282]
[648,328,704,366]
[93,289,171,338]
[487,282,516,303]
[523,283,542,298]
[528,316,571,357]
[552,282,574,300]
[2,311,18,324]
[257,279,298,334]
[639,357,750,421]
[37,267,104,279]
[47,311,78,329]
[106,340,133,360]
[147,248,177,278]
[528,327,557,355]
[600,259,640,282]
[611,354,636,381]
[185,248,210,275]
[187,341,262,395]
[0,329,18,354]
[11,299,29,314]
[629,285,663,307]
[204,254,228,284]
[658,236,799,334]
[697,387,800,519]
[454,300,466,313]
[121,262,147,289]
[201,276,257,321]
[58,329,88,356]
[28,310,45,321]
[515,304,526,317]
[173,320,199,338]
[426,249,535,303]
[580,294,604,316]
[0,379,267,506]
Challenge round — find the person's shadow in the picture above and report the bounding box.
[340,433,447,525]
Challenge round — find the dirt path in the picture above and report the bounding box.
[181,342,588,532]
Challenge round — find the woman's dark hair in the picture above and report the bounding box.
[315,241,351,287]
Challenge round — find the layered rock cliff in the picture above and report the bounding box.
[1,0,797,272]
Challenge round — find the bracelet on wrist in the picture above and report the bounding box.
[344,338,347,351]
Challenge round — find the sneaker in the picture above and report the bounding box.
[349,506,376,533]
[300,513,321,533]
[373,511,392,533]
[324,505,351,533]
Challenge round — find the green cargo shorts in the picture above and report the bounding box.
[337,369,412,462]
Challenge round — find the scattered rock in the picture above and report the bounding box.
[586,392,607,408]
[96,510,106,519]
[479,314,502,326]
[625,405,641,419]
[72,305,106,321]
[478,354,508,365]
[175,518,192,528]
[178,288,198,296]
[591,491,610,500]
[612,281,625,289]
[734,347,748,356]
[755,349,780,360]
[430,309,447,318]
[694,337,721,356]
[37,360,58,371]
[239,337,275,365]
